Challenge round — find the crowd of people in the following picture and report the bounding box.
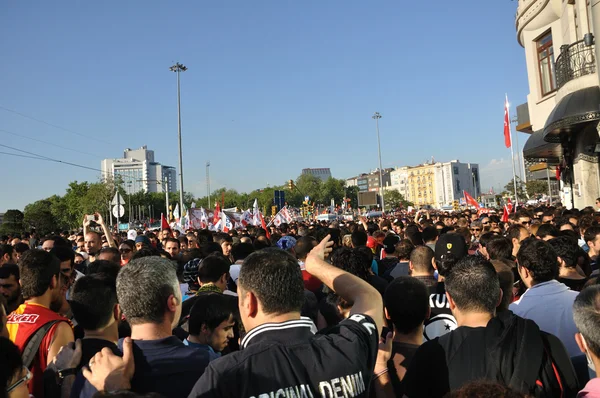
[2,203,600,397]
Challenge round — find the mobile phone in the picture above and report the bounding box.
[86,215,96,222]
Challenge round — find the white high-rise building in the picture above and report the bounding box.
[389,166,410,200]
[101,146,177,195]
[433,160,480,208]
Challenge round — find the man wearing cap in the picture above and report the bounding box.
[135,235,152,251]
[423,233,468,341]
[277,236,297,252]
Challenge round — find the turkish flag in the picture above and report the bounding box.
[161,213,172,235]
[506,198,514,214]
[463,191,481,209]
[504,96,512,148]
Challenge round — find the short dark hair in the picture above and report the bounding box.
[445,255,500,314]
[0,264,19,280]
[294,236,317,260]
[421,226,438,244]
[164,238,180,248]
[201,242,223,257]
[86,260,121,281]
[197,254,230,284]
[239,248,304,315]
[50,246,75,267]
[584,225,600,244]
[478,232,498,248]
[214,233,233,245]
[537,224,560,240]
[351,230,367,247]
[486,237,513,261]
[188,293,235,335]
[18,249,60,299]
[331,247,370,281]
[517,238,558,283]
[384,276,429,334]
[14,242,30,255]
[507,224,528,242]
[409,246,434,274]
[0,244,13,260]
[490,259,515,312]
[548,236,579,268]
[231,243,254,262]
[116,257,179,325]
[397,239,415,260]
[98,247,121,264]
[573,285,600,358]
[70,274,117,330]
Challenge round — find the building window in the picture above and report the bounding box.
[453,166,459,175]
[537,31,556,95]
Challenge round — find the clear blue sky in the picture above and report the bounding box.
[0,0,529,211]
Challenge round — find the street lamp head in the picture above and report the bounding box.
[372,112,382,120]
[169,62,188,72]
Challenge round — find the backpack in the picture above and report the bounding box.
[22,320,59,368]
[488,313,577,398]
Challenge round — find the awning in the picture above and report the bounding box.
[523,129,561,160]
[543,86,600,143]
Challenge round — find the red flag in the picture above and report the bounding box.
[213,202,221,225]
[463,191,480,209]
[260,212,270,239]
[501,205,509,223]
[504,96,512,148]
[506,198,514,214]
[161,213,172,235]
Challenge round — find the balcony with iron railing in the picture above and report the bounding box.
[555,39,596,89]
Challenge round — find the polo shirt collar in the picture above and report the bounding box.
[524,279,570,296]
[240,317,316,350]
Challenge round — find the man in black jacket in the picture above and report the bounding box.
[402,255,578,398]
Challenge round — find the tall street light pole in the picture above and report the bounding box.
[372,112,385,213]
[206,161,211,209]
[170,62,187,217]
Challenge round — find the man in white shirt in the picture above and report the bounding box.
[509,238,580,357]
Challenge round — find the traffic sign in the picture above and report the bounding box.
[112,205,125,218]
[111,192,126,206]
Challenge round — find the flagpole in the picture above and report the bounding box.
[506,95,519,205]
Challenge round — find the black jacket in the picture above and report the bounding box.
[187,314,378,398]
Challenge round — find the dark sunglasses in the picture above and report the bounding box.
[120,248,132,254]
[521,221,531,225]
[471,228,482,231]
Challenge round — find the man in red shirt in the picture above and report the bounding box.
[7,249,74,398]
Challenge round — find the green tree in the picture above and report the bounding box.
[345,185,360,209]
[320,178,346,206]
[383,189,413,210]
[504,177,526,200]
[0,209,24,235]
[23,199,59,234]
[60,181,91,228]
[48,195,69,230]
[295,174,323,204]
[526,180,550,198]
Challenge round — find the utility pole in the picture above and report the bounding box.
[170,62,187,217]
[164,177,170,221]
[372,112,385,213]
[206,161,211,209]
